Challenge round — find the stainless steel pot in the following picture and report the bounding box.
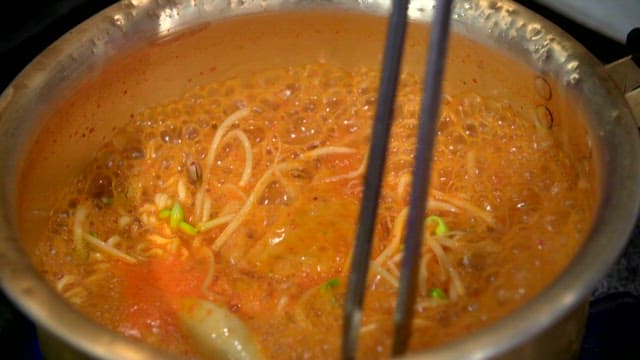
[1,0,639,359]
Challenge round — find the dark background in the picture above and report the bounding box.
[1,1,638,359]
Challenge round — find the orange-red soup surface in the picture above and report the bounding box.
[23,63,593,359]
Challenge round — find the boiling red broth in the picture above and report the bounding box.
[21,62,593,358]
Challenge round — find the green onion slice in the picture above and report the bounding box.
[159,209,171,219]
[320,278,340,293]
[425,215,449,235]
[169,202,185,229]
[178,221,199,236]
[428,287,447,300]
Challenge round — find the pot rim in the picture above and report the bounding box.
[0,1,639,359]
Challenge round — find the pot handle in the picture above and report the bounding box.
[605,56,640,126]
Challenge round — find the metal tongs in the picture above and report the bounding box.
[342,0,455,358]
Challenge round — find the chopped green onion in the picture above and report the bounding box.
[428,287,447,300]
[159,209,171,219]
[426,215,449,235]
[100,196,113,205]
[89,231,98,238]
[321,278,340,293]
[169,202,184,229]
[178,221,199,236]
